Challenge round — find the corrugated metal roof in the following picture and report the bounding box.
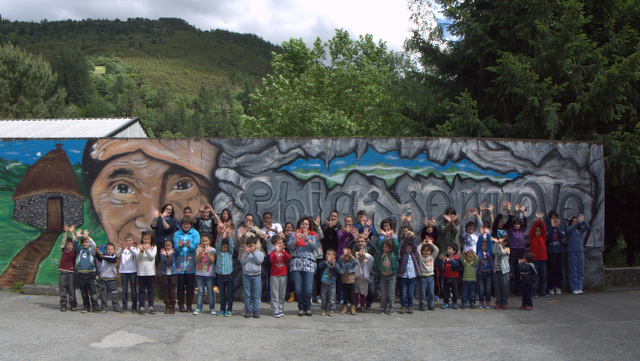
[0,118,147,138]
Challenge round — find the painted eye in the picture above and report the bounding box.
[112,183,134,194]
[172,179,194,191]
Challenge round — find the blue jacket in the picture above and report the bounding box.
[546,223,566,254]
[318,260,338,284]
[566,221,590,253]
[336,257,357,275]
[173,228,200,274]
[398,236,419,277]
[160,251,178,275]
[74,238,96,272]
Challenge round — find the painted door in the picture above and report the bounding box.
[47,197,63,231]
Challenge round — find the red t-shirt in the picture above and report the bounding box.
[270,250,291,276]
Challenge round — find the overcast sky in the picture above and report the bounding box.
[2,0,421,52]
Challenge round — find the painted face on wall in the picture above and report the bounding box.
[86,139,218,244]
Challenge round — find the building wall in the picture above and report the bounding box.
[0,138,604,286]
[13,193,84,230]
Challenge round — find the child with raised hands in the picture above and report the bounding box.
[460,250,479,309]
[117,232,138,313]
[461,207,483,255]
[493,236,511,309]
[529,212,548,297]
[318,249,339,316]
[160,239,177,314]
[269,235,291,317]
[354,244,374,312]
[337,247,358,315]
[476,227,494,308]
[374,236,399,315]
[134,230,157,314]
[58,225,77,312]
[194,234,216,315]
[519,253,537,310]
[416,236,438,311]
[73,228,99,313]
[215,223,235,316]
[96,242,121,312]
[397,227,419,314]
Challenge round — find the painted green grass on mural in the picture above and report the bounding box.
[0,191,42,274]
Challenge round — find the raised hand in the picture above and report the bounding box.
[578,214,585,223]
[366,219,372,227]
[407,214,413,222]
[153,209,160,218]
[401,213,407,222]
[423,217,430,227]
[83,229,90,237]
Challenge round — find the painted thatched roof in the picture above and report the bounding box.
[12,144,84,200]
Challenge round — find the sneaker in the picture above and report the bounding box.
[519,305,526,309]
[543,293,549,297]
[461,305,466,309]
[210,310,216,315]
[60,306,67,312]
[548,288,555,295]
[320,310,327,316]
[252,311,260,318]
[470,304,477,309]
[398,307,405,314]
[217,310,225,316]
[386,309,396,315]
[316,296,322,303]
[81,308,89,313]
[131,308,137,314]
[555,287,562,295]
[484,304,491,309]
[378,309,386,314]
[533,294,539,298]
[406,307,413,314]
[69,306,77,312]
[479,302,484,308]
[328,311,335,317]
[577,290,584,294]
[502,305,508,310]
[525,306,532,310]
[452,303,458,309]
[100,309,107,313]
[113,306,122,313]
[428,306,435,311]
[572,290,580,295]
[434,295,439,301]
[244,312,252,318]
[224,311,232,317]
[494,305,502,309]
[148,306,155,314]
[193,309,202,315]
[419,305,426,311]
[138,307,145,315]
[304,311,312,317]
[441,303,450,309]
[93,307,100,313]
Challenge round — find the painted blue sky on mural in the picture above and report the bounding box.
[279,147,522,188]
[0,140,87,166]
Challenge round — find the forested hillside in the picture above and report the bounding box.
[0,17,281,137]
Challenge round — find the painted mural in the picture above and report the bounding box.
[0,138,604,287]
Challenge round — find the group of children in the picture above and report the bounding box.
[57,201,591,317]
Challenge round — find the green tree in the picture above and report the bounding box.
[50,48,94,106]
[0,43,71,118]
[241,29,418,137]
[407,0,640,264]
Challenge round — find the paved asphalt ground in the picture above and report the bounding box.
[1,289,638,360]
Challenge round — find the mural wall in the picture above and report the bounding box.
[0,138,604,288]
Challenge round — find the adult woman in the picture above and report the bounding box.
[287,217,319,316]
[151,203,178,244]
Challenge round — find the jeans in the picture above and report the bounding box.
[242,274,261,313]
[99,279,120,310]
[379,273,396,312]
[217,274,234,312]
[521,281,533,307]
[196,275,215,311]
[321,282,336,311]
[567,252,584,292]
[477,271,492,304]
[494,272,510,306]
[417,275,434,309]
[548,252,563,290]
[461,281,477,307]
[533,260,547,296]
[121,272,137,310]
[290,270,314,311]
[77,272,98,310]
[397,277,416,308]
[58,272,77,308]
[138,276,155,308]
[270,275,287,315]
[443,277,458,304]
